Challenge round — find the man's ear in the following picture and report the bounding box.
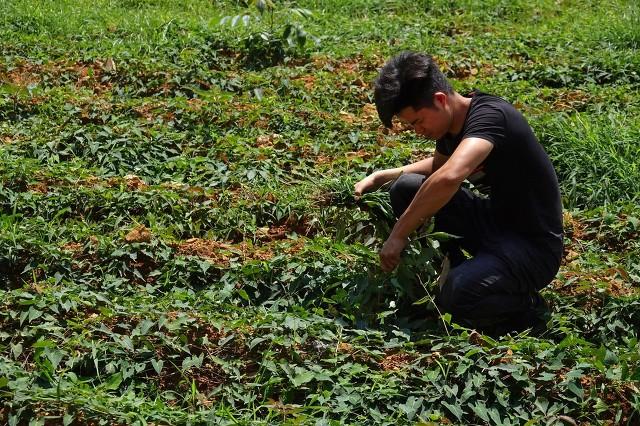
[433,92,448,108]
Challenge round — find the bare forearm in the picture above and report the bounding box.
[357,155,440,198]
[370,167,403,187]
[371,157,434,186]
[390,173,461,240]
[373,157,433,186]
[400,157,435,176]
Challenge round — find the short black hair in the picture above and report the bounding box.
[374,52,453,128]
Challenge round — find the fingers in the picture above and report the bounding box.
[354,175,375,198]
[379,236,406,272]
[354,181,367,197]
[380,252,400,272]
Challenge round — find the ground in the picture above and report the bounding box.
[0,0,639,424]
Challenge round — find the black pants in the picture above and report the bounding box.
[389,173,561,334]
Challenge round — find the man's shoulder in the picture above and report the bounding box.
[468,91,526,129]
[469,91,513,112]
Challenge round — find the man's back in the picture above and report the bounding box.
[436,91,563,254]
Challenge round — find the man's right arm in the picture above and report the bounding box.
[354,150,449,197]
[401,150,449,175]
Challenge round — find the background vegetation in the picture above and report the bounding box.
[1,0,639,424]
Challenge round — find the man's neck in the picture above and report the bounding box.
[448,92,472,136]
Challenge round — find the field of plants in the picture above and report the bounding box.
[1,0,639,424]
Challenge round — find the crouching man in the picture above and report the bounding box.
[355,52,563,336]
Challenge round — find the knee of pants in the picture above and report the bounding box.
[437,270,473,315]
[389,173,424,217]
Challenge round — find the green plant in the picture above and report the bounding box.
[220,0,316,68]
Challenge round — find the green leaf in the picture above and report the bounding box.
[568,381,584,399]
[291,368,315,386]
[46,349,65,370]
[182,354,204,370]
[471,402,490,422]
[63,414,74,426]
[249,337,266,349]
[488,407,504,425]
[399,396,423,421]
[604,349,619,366]
[11,343,23,359]
[28,307,43,323]
[442,401,463,421]
[32,339,56,349]
[151,359,163,374]
[138,319,154,335]
[102,373,123,390]
[237,288,250,301]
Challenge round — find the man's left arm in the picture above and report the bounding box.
[379,137,494,272]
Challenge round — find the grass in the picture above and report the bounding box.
[1,0,639,424]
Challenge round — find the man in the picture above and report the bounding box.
[354,52,563,335]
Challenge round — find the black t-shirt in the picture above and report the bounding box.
[436,91,563,253]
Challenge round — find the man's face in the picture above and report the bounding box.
[397,93,451,140]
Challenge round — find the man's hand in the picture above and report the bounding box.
[379,235,408,272]
[354,168,403,199]
[354,173,377,199]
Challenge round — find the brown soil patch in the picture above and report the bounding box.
[337,342,354,354]
[434,56,495,80]
[345,150,372,161]
[562,211,588,263]
[548,89,592,112]
[379,351,417,371]
[173,237,304,264]
[338,111,356,124]
[1,58,116,93]
[253,118,270,129]
[175,238,235,265]
[388,116,414,134]
[335,342,375,365]
[408,151,433,164]
[451,64,479,79]
[61,239,99,267]
[187,98,205,111]
[293,74,316,90]
[305,149,373,166]
[553,267,636,308]
[133,103,160,122]
[25,175,153,194]
[79,176,103,188]
[362,103,378,122]
[1,62,41,87]
[312,54,384,74]
[335,58,360,73]
[468,330,484,346]
[125,225,152,243]
[295,109,333,123]
[256,133,282,148]
[338,105,384,128]
[256,225,290,241]
[27,182,49,194]
[74,61,113,94]
[187,363,227,395]
[61,242,83,253]
[123,174,147,190]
